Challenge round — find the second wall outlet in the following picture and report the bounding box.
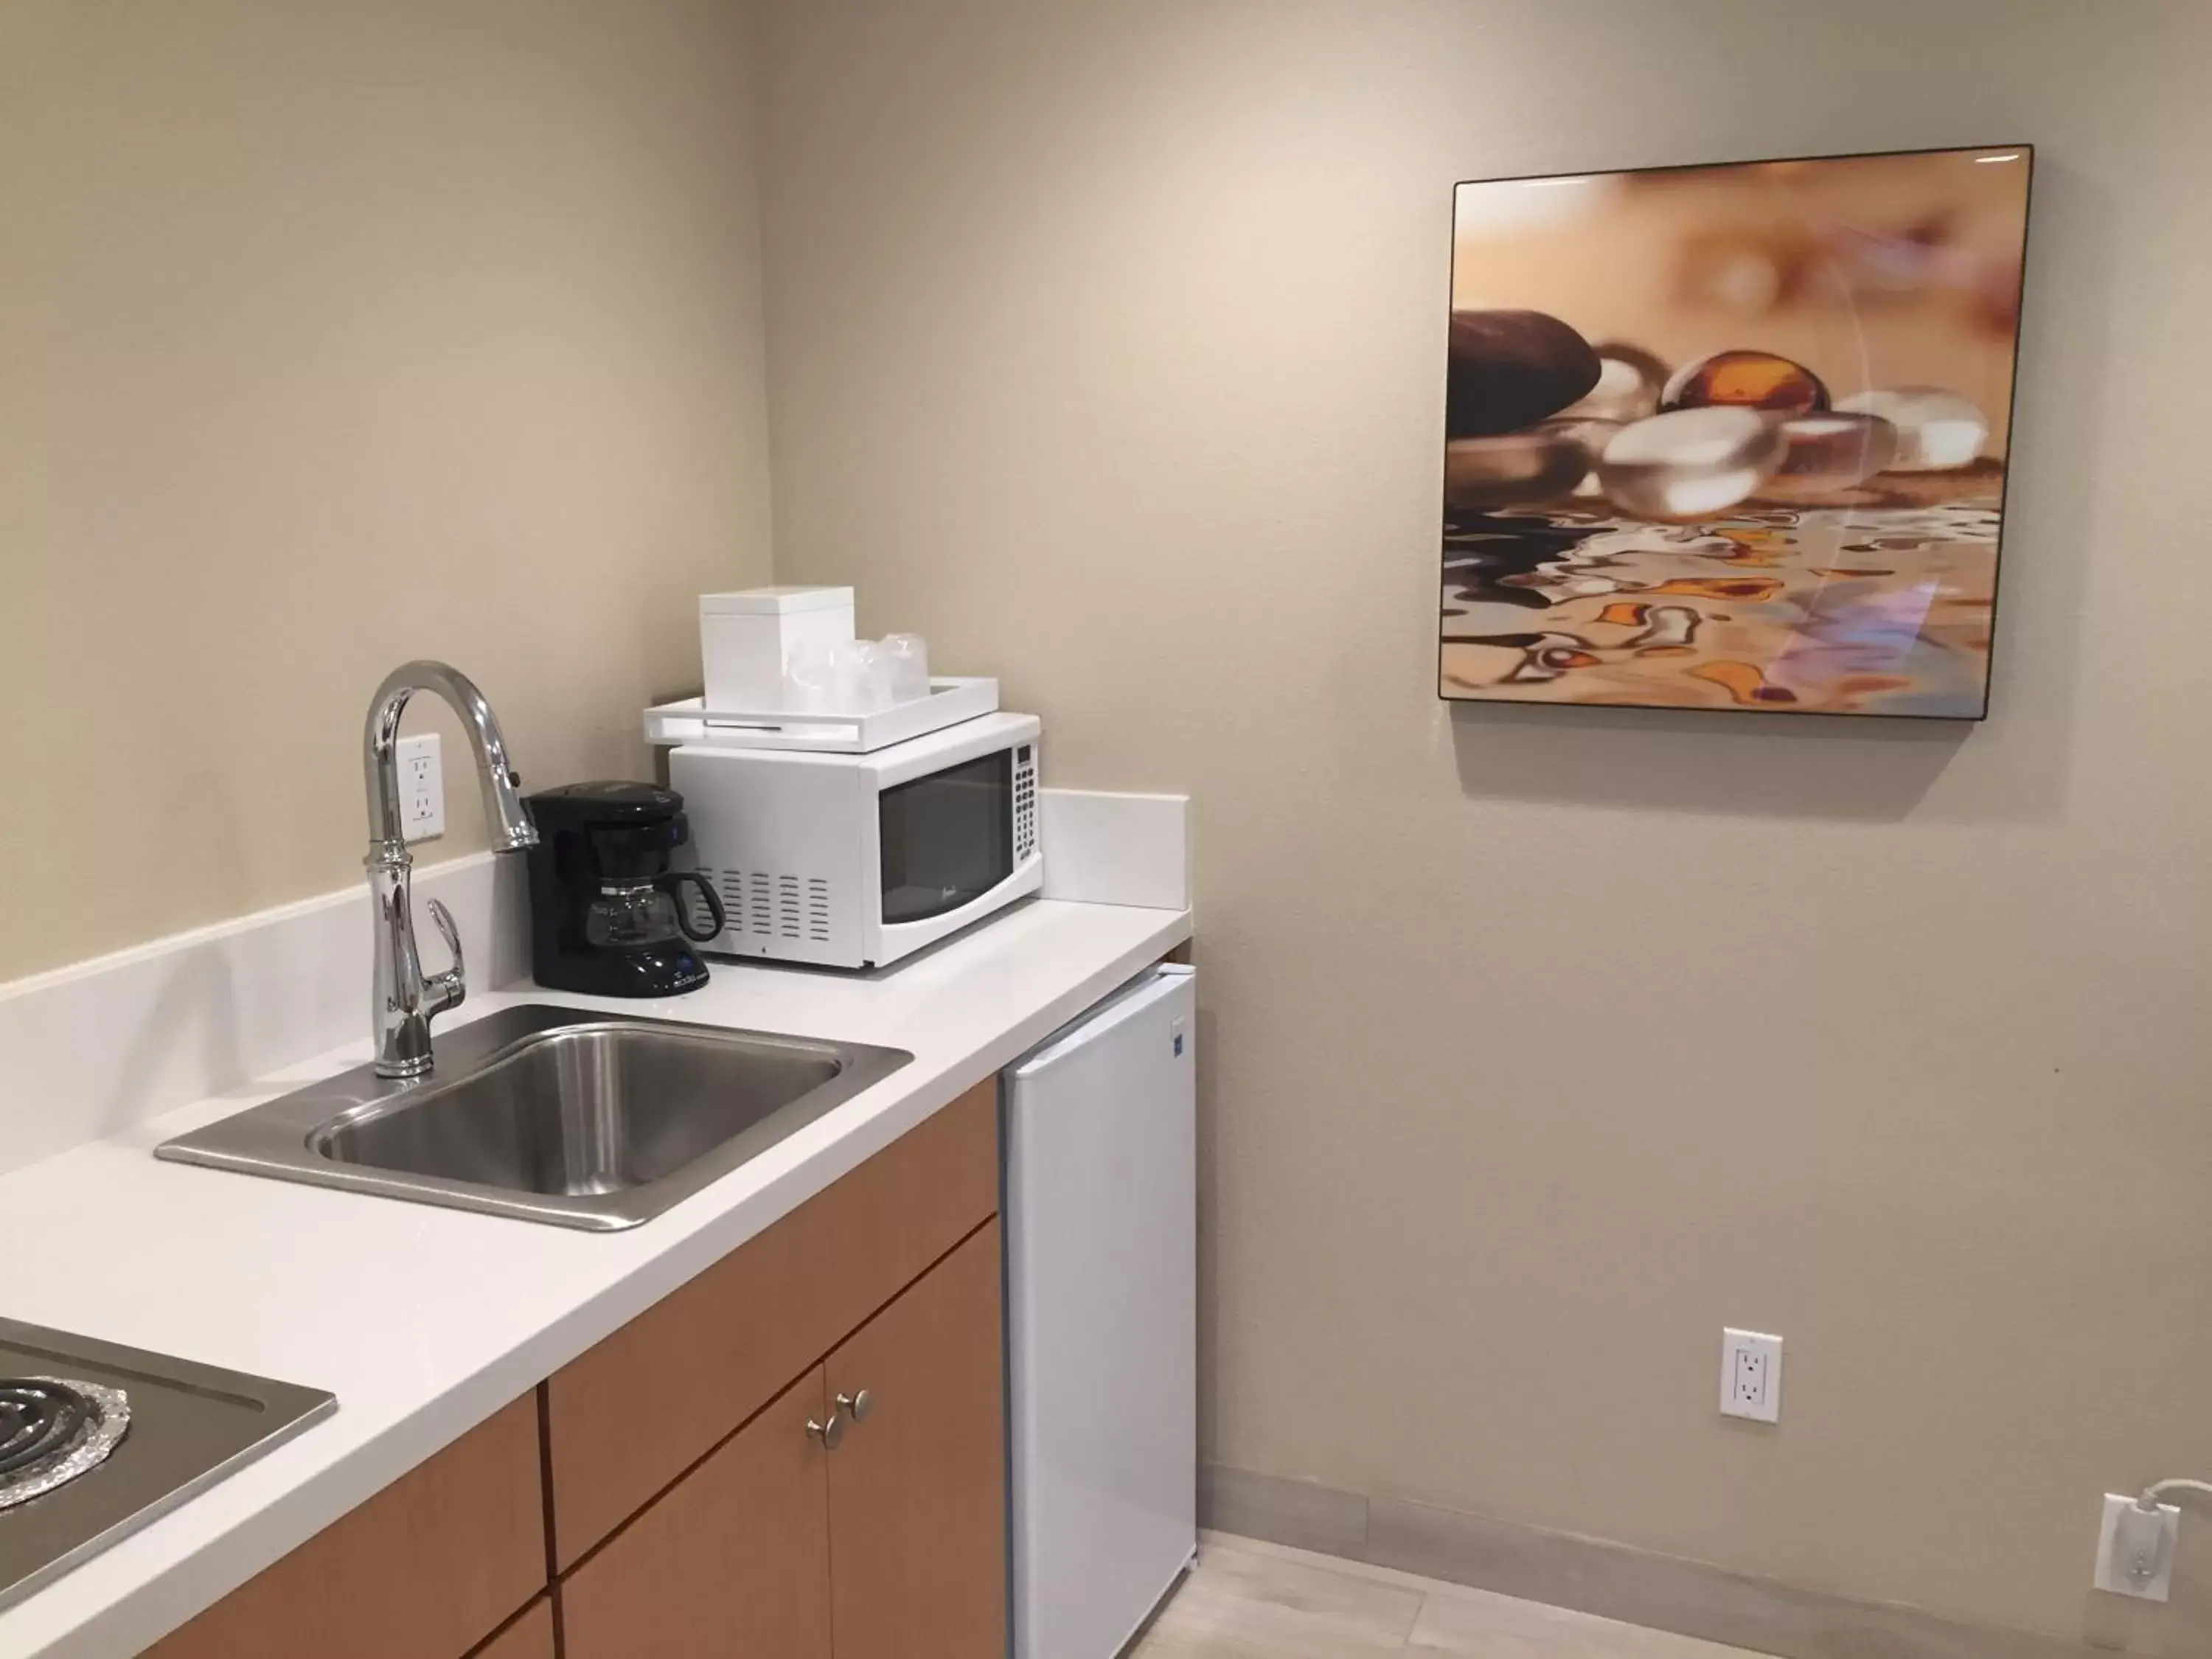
[2095,1495,2180,1601]
[1720,1329,1783,1423]
[397,733,445,841]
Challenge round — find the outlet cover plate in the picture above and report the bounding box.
[397,733,445,842]
[2095,1494,2180,1601]
[1720,1329,1783,1424]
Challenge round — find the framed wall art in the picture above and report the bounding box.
[1438,145,2032,718]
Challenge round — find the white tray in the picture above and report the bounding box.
[643,676,1000,754]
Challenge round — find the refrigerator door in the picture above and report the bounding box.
[1006,964,1197,1659]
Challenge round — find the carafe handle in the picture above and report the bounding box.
[659,871,727,943]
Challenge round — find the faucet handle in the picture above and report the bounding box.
[423,897,467,1017]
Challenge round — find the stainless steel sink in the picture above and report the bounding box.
[155,1005,913,1231]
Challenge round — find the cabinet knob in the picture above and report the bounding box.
[805,1413,844,1450]
[835,1388,873,1424]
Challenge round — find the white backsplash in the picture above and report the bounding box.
[0,787,1188,1179]
[0,855,526,1178]
[1038,789,1190,911]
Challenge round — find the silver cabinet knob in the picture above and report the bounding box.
[835,1388,873,1423]
[805,1412,844,1450]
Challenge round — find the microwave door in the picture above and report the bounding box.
[877,749,1015,925]
[869,745,1043,966]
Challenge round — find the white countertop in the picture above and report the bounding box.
[0,897,1189,1658]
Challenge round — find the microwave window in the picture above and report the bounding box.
[878,751,1015,926]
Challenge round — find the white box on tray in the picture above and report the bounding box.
[699,585,855,712]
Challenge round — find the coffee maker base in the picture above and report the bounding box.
[531,942,712,999]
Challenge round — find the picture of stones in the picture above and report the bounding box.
[1439,146,2031,719]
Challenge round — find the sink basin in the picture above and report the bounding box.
[156,1005,913,1231]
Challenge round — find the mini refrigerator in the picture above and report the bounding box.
[1005,963,1197,1659]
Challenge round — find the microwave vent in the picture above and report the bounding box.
[700,869,832,946]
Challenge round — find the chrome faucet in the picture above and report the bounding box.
[363,661,538,1078]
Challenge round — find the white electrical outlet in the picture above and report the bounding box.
[1719,1329,1783,1423]
[397,733,445,841]
[2095,1494,2180,1601]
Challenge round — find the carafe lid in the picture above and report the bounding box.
[525,781,685,830]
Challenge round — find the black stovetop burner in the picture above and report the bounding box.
[0,1382,92,1481]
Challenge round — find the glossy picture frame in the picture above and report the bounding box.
[1436,144,2034,720]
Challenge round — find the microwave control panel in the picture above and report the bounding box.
[1015,742,1037,863]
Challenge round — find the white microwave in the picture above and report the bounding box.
[669,712,1041,969]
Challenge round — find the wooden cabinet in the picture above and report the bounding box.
[544,1080,1001,1568]
[141,1079,1008,1659]
[559,1368,835,1659]
[559,1223,1007,1659]
[470,1599,556,1659]
[826,1219,1007,1659]
[145,1392,546,1659]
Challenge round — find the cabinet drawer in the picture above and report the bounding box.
[545,1079,998,1565]
[559,1368,834,1659]
[146,1391,546,1659]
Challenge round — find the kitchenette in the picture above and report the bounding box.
[14,4,2207,1658]
[0,588,1195,1658]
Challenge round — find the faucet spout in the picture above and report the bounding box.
[364,660,535,853]
[361,661,538,1079]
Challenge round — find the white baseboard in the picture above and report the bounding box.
[0,854,527,1177]
[1201,1464,2123,1659]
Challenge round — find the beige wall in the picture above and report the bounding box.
[754,0,2212,1647]
[0,0,771,979]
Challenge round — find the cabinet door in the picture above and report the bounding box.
[470,1599,554,1659]
[147,1392,546,1659]
[826,1220,1007,1659]
[560,1368,835,1659]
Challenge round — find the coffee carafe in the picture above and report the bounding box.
[524,782,726,996]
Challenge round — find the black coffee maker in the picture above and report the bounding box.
[524,782,726,997]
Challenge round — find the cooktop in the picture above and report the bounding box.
[0,1319,335,1615]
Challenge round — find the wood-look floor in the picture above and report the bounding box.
[1128,1533,1775,1658]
